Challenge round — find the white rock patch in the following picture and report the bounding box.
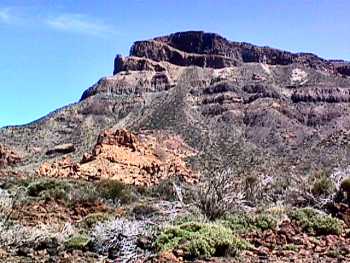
[261,63,272,75]
[291,68,308,85]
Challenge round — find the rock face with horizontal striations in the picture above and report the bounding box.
[125,31,340,74]
[2,31,350,179]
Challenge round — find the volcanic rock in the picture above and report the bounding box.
[37,129,198,186]
[2,31,350,177]
[127,31,338,74]
[0,144,21,168]
[46,143,75,156]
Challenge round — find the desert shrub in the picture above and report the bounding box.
[156,222,249,259]
[90,218,153,261]
[147,178,177,201]
[65,234,91,250]
[195,169,246,220]
[172,211,207,225]
[68,183,99,205]
[220,214,253,233]
[96,180,135,204]
[27,179,70,198]
[131,204,160,219]
[253,214,277,231]
[311,171,336,197]
[244,175,259,201]
[283,244,298,252]
[78,212,111,229]
[0,221,72,249]
[289,208,343,235]
[221,213,277,233]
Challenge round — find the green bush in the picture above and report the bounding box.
[254,214,277,231]
[27,179,71,201]
[78,212,111,229]
[64,234,91,250]
[147,178,177,201]
[289,208,343,235]
[156,222,249,259]
[96,179,135,204]
[221,213,277,233]
[311,171,336,197]
[27,180,69,197]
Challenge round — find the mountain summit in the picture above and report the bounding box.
[1,31,350,262]
[2,31,350,175]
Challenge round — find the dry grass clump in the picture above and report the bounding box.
[90,218,154,261]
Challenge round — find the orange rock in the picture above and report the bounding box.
[36,129,199,187]
[0,144,21,168]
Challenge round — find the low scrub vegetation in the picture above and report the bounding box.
[96,179,135,204]
[220,213,277,233]
[156,221,250,259]
[289,208,343,235]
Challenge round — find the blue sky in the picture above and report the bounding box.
[0,0,349,127]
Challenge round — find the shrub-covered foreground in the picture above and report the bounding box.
[156,222,250,259]
[0,173,349,262]
[289,207,343,235]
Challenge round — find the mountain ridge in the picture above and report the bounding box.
[1,31,350,177]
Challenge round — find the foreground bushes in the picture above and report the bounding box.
[220,213,277,233]
[289,208,343,235]
[23,178,136,206]
[156,222,250,259]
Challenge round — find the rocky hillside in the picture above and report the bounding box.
[1,31,350,176]
[2,31,350,263]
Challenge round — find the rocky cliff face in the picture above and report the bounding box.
[2,31,350,178]
[124,31,348,75]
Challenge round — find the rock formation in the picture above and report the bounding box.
[0,144,21,168]
[37,129,198,186]
[2,31,350,179]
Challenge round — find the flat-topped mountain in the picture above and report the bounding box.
[113,31,349,75]
[2,31,350,177]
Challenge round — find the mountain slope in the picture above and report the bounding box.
[1,31,350,176]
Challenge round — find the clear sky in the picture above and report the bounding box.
[0,0,349,127]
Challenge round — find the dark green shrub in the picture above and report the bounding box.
[147,178,177,201]
[254,214,277,231]
[27,179,70,197]
[289,208,343,235]
[311,171,336,197]
[221,213,277,233]
[220,214,254,233]
[156,222,249,259]
[131,204,159,219]
[96,179,135,204]
[27,179,71,203]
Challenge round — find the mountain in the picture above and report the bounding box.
[1,31,350,177]
[2,31,350,262]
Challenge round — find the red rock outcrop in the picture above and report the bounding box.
[0,144,21,168]
[37,129,198,186]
